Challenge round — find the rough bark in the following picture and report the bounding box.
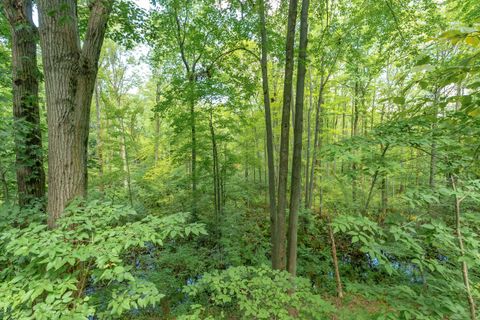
[4,0,45,207]
[287,0,309,276]
[37,0,113,226]
[274,0,299,270]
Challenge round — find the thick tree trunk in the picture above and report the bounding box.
[287,0,309,276]
[4,0,45,207]
[258,0,278,268]
[274,0,299,270]
[37,0,113,226]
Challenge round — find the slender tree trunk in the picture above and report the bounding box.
[209,110,221,216]
[327,211,344,299]
[304,72,313,207]
[189,80,198,219]
[120,118,133,207]
[351,82,359,205]
[38,0,113,226]
[258,0,278,267]
[0,168,9,204]
[287,0,309,276]
[154,82,161,164]
[364,144,389,212]
[94,83,104,195]
[450,175,476,320]
[380,176,387,222]
[429,89,439,190]
[274,0,299,270]
[306,78,325,210]
[4,0,45,207]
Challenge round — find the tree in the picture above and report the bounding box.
[287,0,310,276]
[37,0,113,226]
[3,0,45,207]
[273,0,298,271]
[257,0,277,268]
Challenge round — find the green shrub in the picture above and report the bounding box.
[0,200,206,319]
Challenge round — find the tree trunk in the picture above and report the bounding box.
[4,0,45,207]
[364,144,389,212]
[187,78,198,219]
[154,82,161,164]
[287,0,309,276]
[119,118,133,207]
[304,71,313,207]
[209,110,221,217]
[0,167,10,204]
[258,0,278,268]
[429,89,439,190]
[327,211,344,299]
[94,83,104,195]
[450,175,476,320]
[274,0,299,270]
[38,0,113,227]
[306,78,325,210]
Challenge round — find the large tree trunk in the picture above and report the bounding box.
[4,0,45,207]
[258,0,277,268]
[37,0,113,226]
[274,0,299,270]
[287,0,309,276]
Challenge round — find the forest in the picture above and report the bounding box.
[0,0,479,319]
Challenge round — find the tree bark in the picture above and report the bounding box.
[287,0,309,276]
[4,0,45,207]
[274,0,299,270]
[38,0,113,226]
